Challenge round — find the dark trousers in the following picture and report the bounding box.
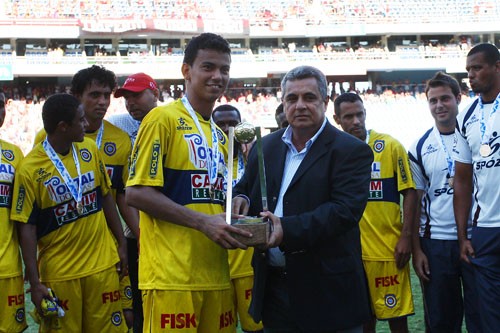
[127,237,143,333]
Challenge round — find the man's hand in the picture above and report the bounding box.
[260,211,283,249]
[412,249,430,282]
[198,213,252,250]
[394,234,412,269]
[116,242,129,280]
[29,283,52,314]
[459,239,475,264]
[232,196,250,216]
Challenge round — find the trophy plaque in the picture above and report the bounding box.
[226,122,270,246]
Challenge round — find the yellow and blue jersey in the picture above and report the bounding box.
[10,138,118,282]
[127,99,230,291]
[0,140,24,278]
[362,130,415,261]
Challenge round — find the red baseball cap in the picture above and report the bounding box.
[114,73,158,98]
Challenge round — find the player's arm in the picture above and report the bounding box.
[394,187,416,269]
[116,192,140,238]
[126,185,252,249]
[411,189,430,281]
[102,192,128,278]
[453,161,474,263]
[16,222,51,311]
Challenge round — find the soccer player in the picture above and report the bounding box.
[126,33,251,332]
[334,92,416,333]
[453,42,500,332]
[34,65,136,329]
[409,72,480,332]
[212,104,263,333]
[0,99,27,332]
[12,93,127,332]
[110,72,160,332]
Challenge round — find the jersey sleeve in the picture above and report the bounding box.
[127,119,169,188]
[392,139,416,192]
[10,162,38,224]
[452,127,472,164]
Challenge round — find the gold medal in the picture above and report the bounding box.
[480,144,491,157]
[77,202,84,215]
[448,177,454,188]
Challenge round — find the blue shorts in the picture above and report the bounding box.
[470,226,500,332]
[419,238,480,332]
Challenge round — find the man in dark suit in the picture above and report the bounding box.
[233,65,373,332]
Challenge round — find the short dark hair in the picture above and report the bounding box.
[42,93,81,134]
[334,92,364,116]
[212,104,241,121]
[425,71,461,97]
[70,65,117,96]
[183,33,231,67]
[281,66,328,100]
[467,43,500,65]
[0,99,4,108]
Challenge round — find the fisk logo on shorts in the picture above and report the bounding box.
[102,291,121,303]
[219,310,235,329]
[161,313,197,329]
[7,294,24,306]
[375,275,400,288]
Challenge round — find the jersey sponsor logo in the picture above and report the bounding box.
[434,186,453,196]
[176,117,193,131]
[7,294,24,306]
[129,146,138,177]
[53,190,99,225]
[149,141,161,176]
[79,148,92,162]
[475,158,500,171]
[161,313,197,329]
[106,166,114,180]
[219,310,235,329]
[0,163,15,181]
[371,162,381,179]
[373,140,385,153]
[369,180,383,199]
[465,114,479,127]
[102,290,121,303]
[111,311,123,326]
[484,131,500,157]
[184,133,226,172]
[0,183,12,207]
[384,294,397,308]
[15,185,25,213]
[375,275,400,288]
[2,149,14,161]
[422,143,438,157]
[45,172,96,204]
[398,157,409,183]
[191,173,225,201]
[15,308,25,323]
[35,168,51,183]
[103,142,117,156]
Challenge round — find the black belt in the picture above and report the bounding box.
[267,265,287,278]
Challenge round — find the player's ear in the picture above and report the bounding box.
[181,63,191,81]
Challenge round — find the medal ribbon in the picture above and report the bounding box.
[432,126,455,179]
[233,150,245,187]
[43,138,83,207]
[478,92,500,146]
[95,122,104,149]
[181,96,219,193]
[365,129,371,144]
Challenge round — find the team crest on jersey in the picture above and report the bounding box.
[15,308,25,323]
[177,117,193,130]
[384,294,397,308]
[79,148,92,162]
[111,311,122,326]
[373,140,385,153]
[124,286,133,300]
[103,142,117,156]
[2,149,14,161]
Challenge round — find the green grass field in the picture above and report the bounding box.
[24,266,466,333]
